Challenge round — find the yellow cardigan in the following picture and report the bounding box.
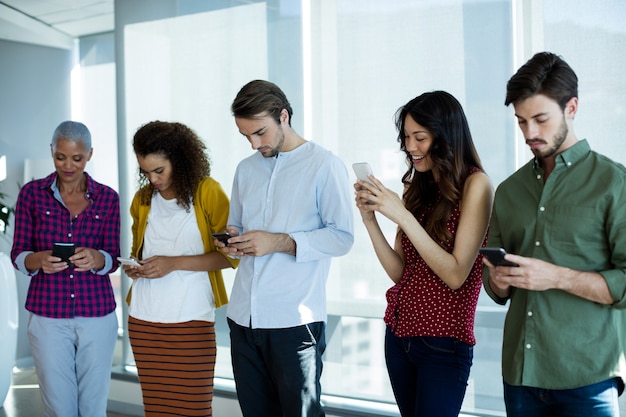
[127,177,238,308]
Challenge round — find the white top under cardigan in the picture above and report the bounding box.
[128,193,215,323]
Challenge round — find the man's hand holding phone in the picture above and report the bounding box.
[481,247,521,300]
[215,229,290,258]
[213,229,241,256]
[212,232,233,246]
[480,247,519,267]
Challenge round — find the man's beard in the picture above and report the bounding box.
[263,126,285,158]
[534,116,568,160]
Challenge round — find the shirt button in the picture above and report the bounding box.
[46,210,51,215]
[527,311,533,317]
[535,241,541,247]
[70,293,75,298]
[69,274,74,279]
[68,233,72,238]
[539,207,545,212]
[536,174,541,180]
[567,161,572,166]
[526,343,532,349]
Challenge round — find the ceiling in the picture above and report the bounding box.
[0,0,114,49]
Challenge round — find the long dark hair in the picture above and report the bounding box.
[132,120,211,210]
[395,91,483,246]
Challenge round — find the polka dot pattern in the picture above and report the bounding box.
[383,168,485,345]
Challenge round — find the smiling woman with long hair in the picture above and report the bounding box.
[354,91,493,417]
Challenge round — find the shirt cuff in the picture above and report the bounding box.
[15,251,39,276]
[93,250,113,275]
[289,232,304,261]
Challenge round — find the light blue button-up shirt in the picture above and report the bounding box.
[226,141,354,329]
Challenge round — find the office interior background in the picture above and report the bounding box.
[1,0,626,416]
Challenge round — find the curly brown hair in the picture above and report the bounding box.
[132,120,211,210]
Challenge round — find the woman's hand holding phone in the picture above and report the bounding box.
[118,257,141,267]
[352,162,378,212]
[352,162,375,187]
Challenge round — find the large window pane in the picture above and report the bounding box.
[313,1,511,413]
[121,1,513,415]
[116,1,626,416]
[543,0,626,162]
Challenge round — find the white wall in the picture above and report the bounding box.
[0,38,74,366]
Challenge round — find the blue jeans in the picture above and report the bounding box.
[228,318,326,417]
[504,379,620,417]
[385,326,473,417]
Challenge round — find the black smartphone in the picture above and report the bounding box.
[479,247,519,267]
[212,232,232,245]
[52,242,75,266]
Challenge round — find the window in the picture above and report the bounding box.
[102,1,626,415]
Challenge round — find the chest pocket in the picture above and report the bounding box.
[35,207,110,244]
[74,211,109,241]
[547,205,605,251]
[35,207,69,242]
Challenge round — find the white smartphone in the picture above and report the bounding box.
[117,257,141,267]
[352,162,374,185]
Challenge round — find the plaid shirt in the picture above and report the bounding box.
[11,172,120,318]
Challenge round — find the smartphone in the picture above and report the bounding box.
[479,247,519,267]
[117,257,141,267]
[52,242,75,265]
[212,232,232,245]
[352,162,374,185]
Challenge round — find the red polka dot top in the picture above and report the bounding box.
[383,168,486,345]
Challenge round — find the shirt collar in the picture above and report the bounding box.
[41,171,99,200]
[533,139,590,173]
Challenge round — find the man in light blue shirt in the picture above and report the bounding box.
[218,79,354,417]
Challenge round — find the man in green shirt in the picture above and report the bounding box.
[483,51,626,416]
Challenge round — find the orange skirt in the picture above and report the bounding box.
[128,316,216,417]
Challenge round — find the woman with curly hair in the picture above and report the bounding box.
[124,120,238,416]
[354,91,493,417]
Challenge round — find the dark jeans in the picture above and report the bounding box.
[228,318,326,417]
[504,379,620,417]
[385,326,473,417]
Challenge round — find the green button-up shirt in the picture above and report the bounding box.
[483,139,626,390]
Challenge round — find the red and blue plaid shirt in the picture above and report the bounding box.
[11,172,120,318]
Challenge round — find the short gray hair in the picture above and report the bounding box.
[51,121,92,150]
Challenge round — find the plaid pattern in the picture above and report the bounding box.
[11,172,120,318]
